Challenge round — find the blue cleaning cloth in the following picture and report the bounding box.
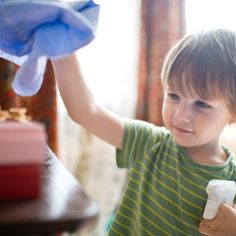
[0,0,100,96]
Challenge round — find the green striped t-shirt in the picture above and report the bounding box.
[108,119,236,236]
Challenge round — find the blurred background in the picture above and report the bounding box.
[1,0,236,235]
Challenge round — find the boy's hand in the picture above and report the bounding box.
[199,203,236,236]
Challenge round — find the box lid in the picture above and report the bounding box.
[0,121,46,141]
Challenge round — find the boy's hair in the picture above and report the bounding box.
[161,29,236,115]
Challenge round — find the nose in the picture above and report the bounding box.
[174,103,192,123]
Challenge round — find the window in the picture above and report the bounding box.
[186,0,236,33]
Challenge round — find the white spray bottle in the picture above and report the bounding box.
[203,179,236,220]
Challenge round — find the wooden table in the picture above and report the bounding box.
[0,147,99,236]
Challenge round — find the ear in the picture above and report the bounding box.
[228,113,236,124]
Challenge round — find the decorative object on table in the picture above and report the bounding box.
[0,0,100,96]
[0,107,31,121]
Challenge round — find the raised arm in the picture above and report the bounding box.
[52,53,124,149]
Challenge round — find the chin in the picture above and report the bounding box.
[172,135,198,147]
[174,137,211,149]
[174,140,194,147]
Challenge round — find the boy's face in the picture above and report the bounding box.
[162,86,232,148]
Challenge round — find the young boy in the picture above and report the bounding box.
[52,29,236,235]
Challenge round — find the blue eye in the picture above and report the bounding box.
[195,100,211,109]
[168,93,180,101]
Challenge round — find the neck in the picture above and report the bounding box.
[185,140,227,165]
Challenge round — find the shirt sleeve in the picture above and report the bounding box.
[116,119,169,169]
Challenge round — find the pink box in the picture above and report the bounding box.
[0,121,46,199]
[0,164,42,200]
[0,121,46,165]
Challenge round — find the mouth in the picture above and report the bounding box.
[173,125,194,135]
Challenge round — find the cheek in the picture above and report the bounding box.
[195,112,230,136]
[210,115,230,131]
[162,101,172,126]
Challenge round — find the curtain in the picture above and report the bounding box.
[0,60,21,109]
[0,59,58,156]
[136,0,186,125]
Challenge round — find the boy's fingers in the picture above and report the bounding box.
[199,220,211,235]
